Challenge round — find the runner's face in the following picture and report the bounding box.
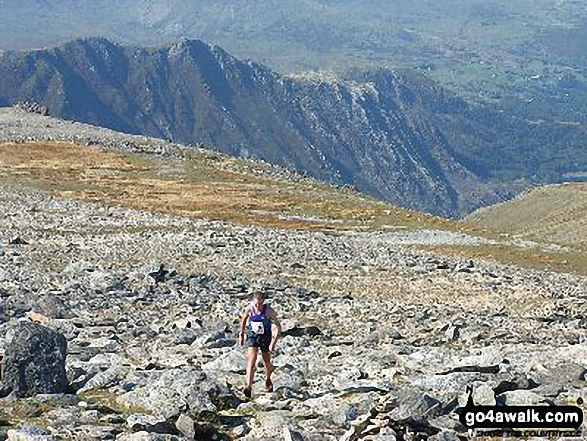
[253,296,264,308]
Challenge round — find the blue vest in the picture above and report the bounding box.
[249,304,272,332]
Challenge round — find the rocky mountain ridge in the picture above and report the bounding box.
[2,0,587,127]
[2,38,586,217]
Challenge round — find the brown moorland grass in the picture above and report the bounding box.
[1,141,585,275]
[466,183,587,251]
[0,141,452,232]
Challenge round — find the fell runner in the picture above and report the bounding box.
[238,291,281,398]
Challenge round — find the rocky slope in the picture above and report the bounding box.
[2,38,586,217]
[0,171,586,441]
[0,112,586,440]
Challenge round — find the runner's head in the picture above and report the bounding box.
[253,291,265,308]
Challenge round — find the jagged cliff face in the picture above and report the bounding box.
[0,38,572,216]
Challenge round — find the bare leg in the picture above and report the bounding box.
[245,347,259,391]
[261,352,274,390]
[261,352,274,378]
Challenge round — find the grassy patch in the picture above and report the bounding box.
[78,390,145,415]
[0,141,455,232]
[0,397,62,428]
[415,243,587,276]
[466,183,587,251]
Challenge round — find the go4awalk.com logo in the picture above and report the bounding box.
[457,388,584,438]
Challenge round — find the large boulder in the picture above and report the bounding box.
[116,368,236,420]
[7,424,55,441]
[244,411,305,441]
[0,322,69,398]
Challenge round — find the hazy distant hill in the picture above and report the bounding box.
[1,38,586,216]
[467,183,587,250]
[2,0,587,123]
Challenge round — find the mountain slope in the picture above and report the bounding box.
[1,38,586,217]
[2,0,587,126]
[466,183,587,250]
[0,115,586,440]
[0,107,584,276]
[0,107,457,233]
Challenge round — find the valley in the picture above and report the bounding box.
[1,40,586,218]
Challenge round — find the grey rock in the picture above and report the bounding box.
[32,294,71,319]
[231,424,249,437]
[126,414,174,434]
[9,236,29,245]
[528,361,587,386]
[245,411,305,440]
[496,389,546,406]
[175,413,195,440]
[282,325,323,338]
[77,365,127,394]
[202,349,245,374]
[367,427,398,441]
[168,328,201,345]
[388,389,448,421]
[427,430,461,441]
[340,409,377,441]
[205,337,235,349]
[458,383,496,406]
[14,102,49,116]
[7,425,54,441]
[329,402,359,426]
[116,369,215,420]
[1,322,68,398]
[116,432,184,441]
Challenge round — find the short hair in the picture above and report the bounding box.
[253,291,265,300]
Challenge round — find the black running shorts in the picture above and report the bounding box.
[246,328,272,353]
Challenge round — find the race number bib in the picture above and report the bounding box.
[251,321,265,335]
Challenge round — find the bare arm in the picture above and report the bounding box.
[267,307,281,341]
[238,306,251,344]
